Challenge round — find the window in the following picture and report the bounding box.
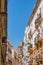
[40,61,42,64]
[8,47,12,54]
[6,55,8,62]
[28,30,32,39]
[39,41,42,47]
[41,28,43,33]
[37,62,39,65]
[8,59,12,65]
[37,33,40,39]
[37,8,41,19]
[2,36,7,43]
[37,45,39,49]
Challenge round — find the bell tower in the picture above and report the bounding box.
[0,0,7,65]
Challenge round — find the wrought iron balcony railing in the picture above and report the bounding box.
[28,60,33,65]
[34,33,42,44]
[35,17,43,29]
[35,54,42,62]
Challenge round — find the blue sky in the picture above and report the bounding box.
[8,0,36,47]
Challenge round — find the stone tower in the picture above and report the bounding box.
[0,0,7,65]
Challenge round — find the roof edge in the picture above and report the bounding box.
[28,0,41,26]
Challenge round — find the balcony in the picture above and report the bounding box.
[35,40,42,49]
[28,34,32,39]
[35,37,42,44]
[35,16,43,29]
[35,54,42,63]
[28,60,33,65]
[28,43,32,50]
[34,33,42,49]
[28,48,33,54]
[28,30,32,39]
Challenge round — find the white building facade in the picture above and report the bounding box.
[22,0,43,65]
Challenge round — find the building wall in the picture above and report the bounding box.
[14,48,20,65]
[23,0,43,65]
[6,41,14,65]
[25,0,43,47]
[14,42,23,65]
[28,39,43,65]
[0,0,7,65]
[0,0,7,37]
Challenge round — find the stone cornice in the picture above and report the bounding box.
[28,0,41,26]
